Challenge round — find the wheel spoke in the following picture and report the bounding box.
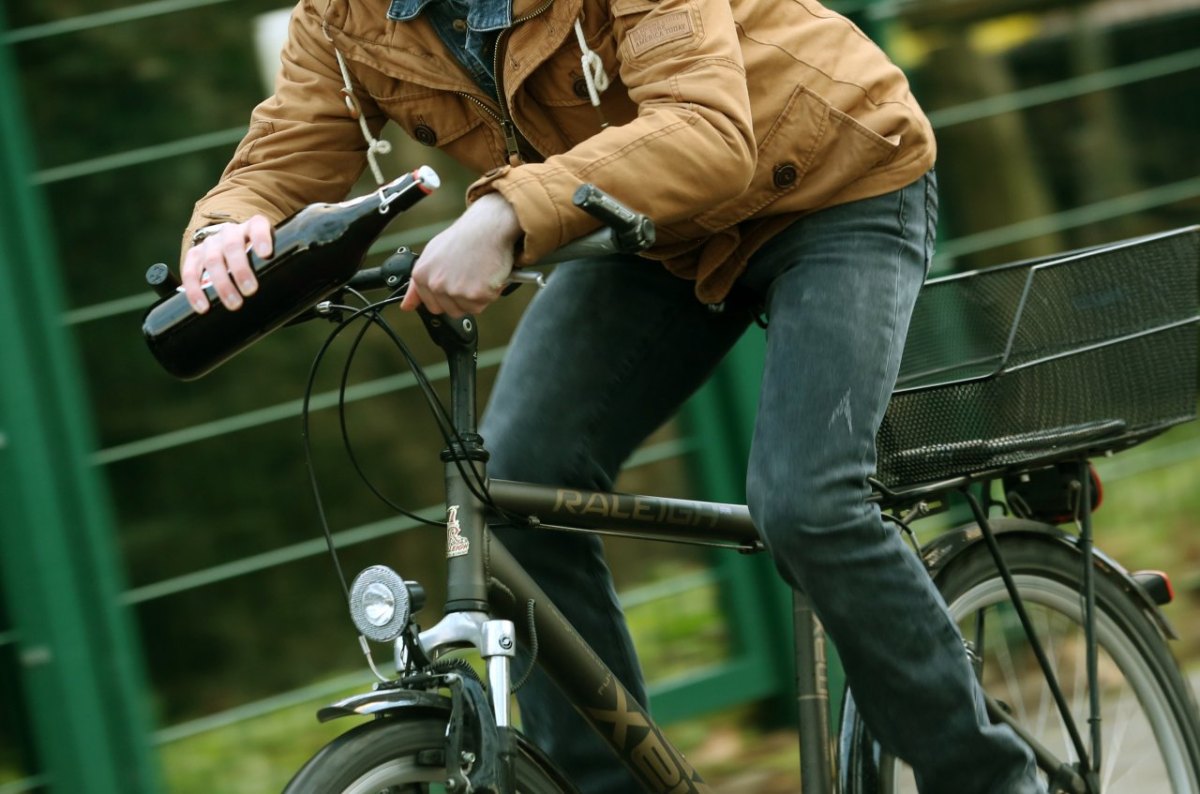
[861,543,1200,794]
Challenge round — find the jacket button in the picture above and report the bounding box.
[573,77,590,99]
[413,124,437,146]
[773,163,798,189]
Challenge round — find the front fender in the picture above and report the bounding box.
[316,687,450,723]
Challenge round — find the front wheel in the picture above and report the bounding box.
[284,715,577,793]
[843,536,1200,793]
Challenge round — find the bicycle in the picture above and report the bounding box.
[146,174,1200,793]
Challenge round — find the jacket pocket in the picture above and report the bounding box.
[693,85,899,232]
[361,70,485,148]
[381,95,484,148]
[525,17,618,109]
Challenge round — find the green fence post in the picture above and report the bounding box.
[0,13,161,793]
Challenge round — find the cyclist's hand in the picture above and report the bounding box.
[401,193,520,317]
[181,215,274,313]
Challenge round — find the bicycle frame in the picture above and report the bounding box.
[337,280,1177,794]
[407,303,841,793]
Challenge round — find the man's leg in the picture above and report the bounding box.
[480,255,750,793]
[743,173,1045,794]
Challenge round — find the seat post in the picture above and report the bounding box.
[794,589,834,793]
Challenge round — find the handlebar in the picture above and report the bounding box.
[342,184,656,294]
[143,177,655,379]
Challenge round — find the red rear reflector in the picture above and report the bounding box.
[1132,570,1174,606]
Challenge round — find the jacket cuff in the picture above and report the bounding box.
[467,165,584,266]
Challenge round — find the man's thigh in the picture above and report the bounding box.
[482,253,751,490]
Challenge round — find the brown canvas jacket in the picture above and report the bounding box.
[186,0,935,302]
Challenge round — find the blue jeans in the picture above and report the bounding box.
[481,173,1043,794]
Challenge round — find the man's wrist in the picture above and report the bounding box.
[190,222,233,246]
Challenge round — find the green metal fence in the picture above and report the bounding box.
[2,0,1199,791]
[0,5,160,791]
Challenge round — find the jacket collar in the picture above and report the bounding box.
[386,0,512,33]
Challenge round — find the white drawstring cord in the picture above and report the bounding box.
[334,47,392,185]
[573,19,609,112]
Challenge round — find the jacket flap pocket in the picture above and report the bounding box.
[694,85,899,232]
[372,86,485,147]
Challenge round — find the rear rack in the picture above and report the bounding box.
[876,225,1200,490]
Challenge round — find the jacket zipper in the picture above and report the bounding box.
[455,91,529,166]
[492,0,556,165]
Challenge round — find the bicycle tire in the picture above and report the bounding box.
[284,715,578,793]
[844,535,1200,793]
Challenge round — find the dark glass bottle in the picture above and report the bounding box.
[143,167,439,380]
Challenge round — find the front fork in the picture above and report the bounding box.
[406,612,519,793]
[410,611,518,731]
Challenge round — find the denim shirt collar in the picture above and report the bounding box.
[387,0,512,33]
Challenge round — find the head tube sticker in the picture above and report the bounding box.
[446,505,470,558]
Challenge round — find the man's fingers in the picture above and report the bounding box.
[247,215,274,258]
[400,280,426,313]
[221,232,256,301]
[245,215,273,301]
[201,232,242,311]
[181,247,210,313]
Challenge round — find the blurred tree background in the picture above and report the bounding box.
[1,0,1199,791]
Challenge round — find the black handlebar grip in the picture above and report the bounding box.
[572,184,656,253]
[145,263,181,300]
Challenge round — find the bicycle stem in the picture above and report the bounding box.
[418,306,492,613]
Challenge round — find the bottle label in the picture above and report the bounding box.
[446,505,470,558]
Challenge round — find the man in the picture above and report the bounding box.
[180,0,1045,790]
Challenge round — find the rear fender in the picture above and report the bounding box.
[921,517,1177,641]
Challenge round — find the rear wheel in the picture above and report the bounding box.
[284,715,576,793]
[845,537,1200,793]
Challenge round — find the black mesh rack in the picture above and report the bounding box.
[876,225,1200,489]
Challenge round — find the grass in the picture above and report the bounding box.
[159,690,357,793]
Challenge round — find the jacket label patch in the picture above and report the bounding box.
[628,11,694,56]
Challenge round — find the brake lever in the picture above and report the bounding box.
[507,270,546,289]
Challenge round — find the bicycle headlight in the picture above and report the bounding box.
[348,565,411,642]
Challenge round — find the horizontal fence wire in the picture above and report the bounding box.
[50,47,1200,329]
[94,345,508,465]
[68,219,451,326]
[120,436,697,606]
[33,127,246,186]
[153,667,373,745]
[1092,433,1200,483]
[121,510,434,606]
[0,0,866,47]
[133,437,706,747]
[153,561,724,745]
[931,175,1200,267]
[926,47,1200,130]
[0,777,47,794]
[36,45,1200,189]
[1,0,236,44]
